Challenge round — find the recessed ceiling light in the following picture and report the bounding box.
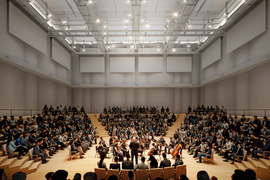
[142,0,146,3]
[145,24,150,29]
[127,0,130,3]
[172,49,176,52]
[96,19,100,23]
[104,25,108,29]
[62,20,67,24]
[128,14,131,17]
[88,0,93,4]
[173,13,178,17]
[157,49,160,52]
[48,14,52,18]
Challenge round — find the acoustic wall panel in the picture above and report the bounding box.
[110,57,135,72]
[202,38,221,69]
[167,56,192,72]
[80,57,105,73]
[8,2,47,54]
[227,1,266,54]
[138,57,163,72]
[52,39,71,69]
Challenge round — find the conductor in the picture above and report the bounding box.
[129,137,139,164]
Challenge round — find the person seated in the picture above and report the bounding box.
[122,154,134,169]
[223,143,243,164]
[149,155,158,169]
[70,140,84,159]
[97,154,107,170]
[7,135,21,159]
[197,170,210,180]
[197,143,212,163]
[159,153,171,168]
[15,133,28,158]
[51,170,68,180]
[134,157,148,171]
[110,157,120,170]
[253,140,270,159]
[33,139,49,164]
[172,154,183,168]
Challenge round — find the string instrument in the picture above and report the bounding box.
[171,143,182,157]
[148,148,154,156]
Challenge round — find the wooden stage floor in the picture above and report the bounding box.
[26,137,236,180]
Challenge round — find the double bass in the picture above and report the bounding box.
[171,143,182,157]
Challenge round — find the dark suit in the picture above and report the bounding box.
[159,159,171,168]
[33,146,47,163]
[129,141,139,164]
[122,159,134,169]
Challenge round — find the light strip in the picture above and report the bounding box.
[29,1,47,20]
[47,21,57,30]
[65,37,72,44]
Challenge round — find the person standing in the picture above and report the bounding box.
[129,137,139,164]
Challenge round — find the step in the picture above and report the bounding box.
[0,158,17,169]
[10,156,29,168]
[234,162,246,171]
[0,156,8,165]
[20,160,34,171]
[247,157,268,169]
[259,158,270,167]
[28,161,42,173]
[241,161,256,170]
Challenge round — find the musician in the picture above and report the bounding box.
[113,142,124,161]
[158,135,165,145]
[129,137,139,164]
[120,140,128,157]
[109,134,115,146]
[100,137,109,152]
[149,143,158,155]
[166,137,175,154]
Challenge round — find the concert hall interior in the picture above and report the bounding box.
[1,0,270,180]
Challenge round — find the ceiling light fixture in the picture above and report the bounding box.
[96,19,100,23]
[88,0,93,4]
[172,49,176,52]
[173,13,178,17]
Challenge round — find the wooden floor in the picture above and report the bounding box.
[26,136,236,180]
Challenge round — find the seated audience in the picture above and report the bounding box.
[122,154,134,169]
[159,153,171,168]
[51,170,68,180]
[73,173,82,180]
[83,172,97,180]
[45,172,54,180]
[110,157,120,170]
[172,154,183,168]
[149,155,158,169]
[197,170,210,180]
[134,157,148,170]
[97,154,107,169]
[12,172,26,180]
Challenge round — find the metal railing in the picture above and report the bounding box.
[0,109,42,117]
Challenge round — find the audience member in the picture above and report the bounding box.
[73,173,82,180]
[134,157,148,170]
[51,170,68,180]
[149,155,158,169]
[97,154,107,169]
[159,153,171,168]
[110,157,120,170]
[12,172,26,180]
[122,154,133,169]
[45,172,54,180]
[83,172,97,180]
[197,170,210,180]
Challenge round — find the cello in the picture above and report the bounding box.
[171,143,182,157]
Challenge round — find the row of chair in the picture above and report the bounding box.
[94,165,186,180]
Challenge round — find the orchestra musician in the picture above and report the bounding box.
[171,142,182,159]
[113,142,124,161]
[165,137,175,154]
[120,140,128,157]
[148,143,158,156]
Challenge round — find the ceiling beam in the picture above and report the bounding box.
[73,0,107,56]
